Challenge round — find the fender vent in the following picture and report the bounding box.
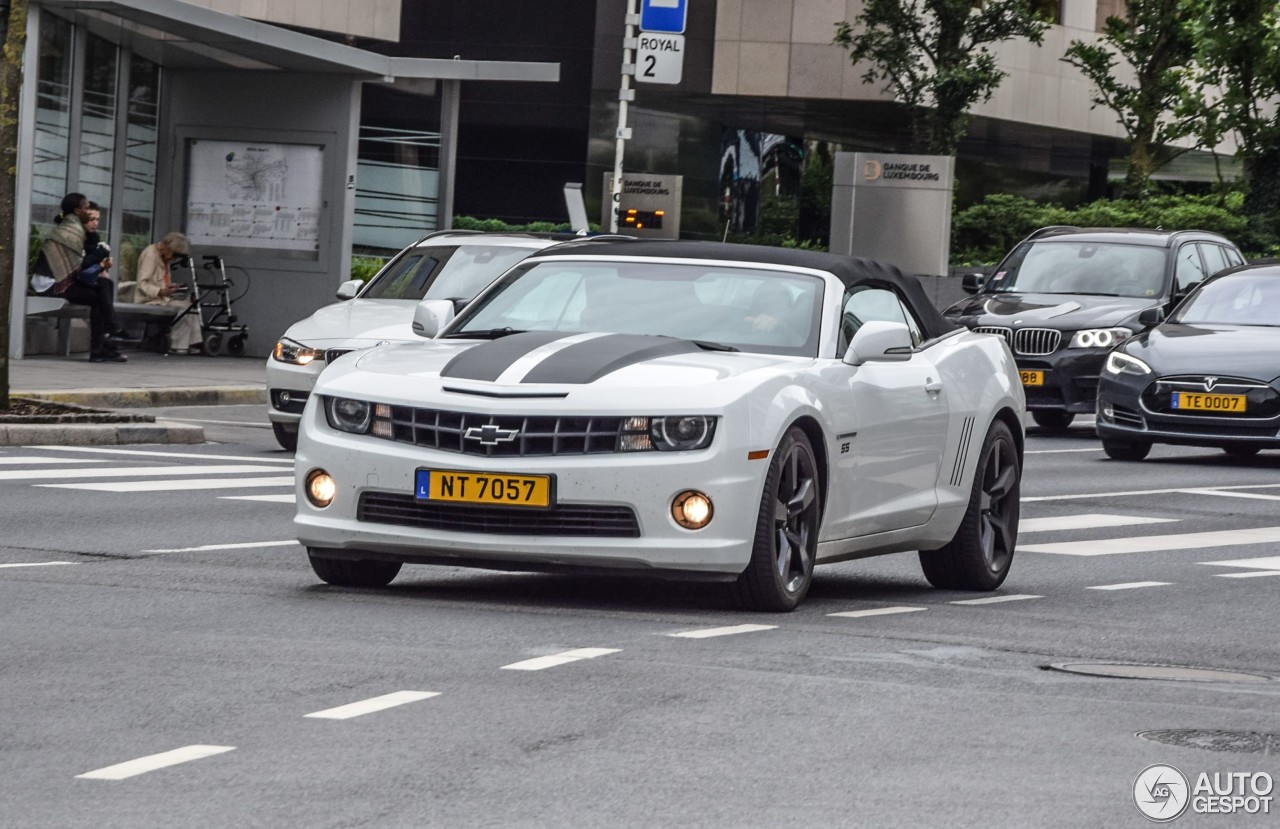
[950,417,975,487]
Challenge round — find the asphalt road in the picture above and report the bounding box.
[2,412,1278,828]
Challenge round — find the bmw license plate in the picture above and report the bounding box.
[415,469,554,508]
[1019,370,1044,386]
[1171,392,1247,413]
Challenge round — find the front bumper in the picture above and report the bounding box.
[1096,373,1280,448]
[265,358,325,426]
[293,403,768,576]
[1017,349,1107,415]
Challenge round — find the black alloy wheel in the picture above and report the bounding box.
[920,420,1020,590]
[308,550,402,588]
[732,427,821,612]
[1102,438,1152,461]
[272,422,298,452]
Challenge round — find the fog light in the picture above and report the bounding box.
[306,469,336,508]
[671,490,713,529]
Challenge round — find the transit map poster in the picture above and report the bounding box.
[185,140,323,254]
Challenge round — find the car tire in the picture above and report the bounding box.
[308,550,402,588]
[1224,444,1262,458]
[731,427,821,612]
[1031,410,1074,432]
[272,422,298,452]
[1102,438,1151,461]
[919,419,1020,591]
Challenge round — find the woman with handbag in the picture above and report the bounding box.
[30,192,126,363]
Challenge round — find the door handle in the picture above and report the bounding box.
[924,378,942,394]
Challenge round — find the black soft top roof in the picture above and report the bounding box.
[531,238,959,340]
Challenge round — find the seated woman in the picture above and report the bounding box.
[133,232,203,355]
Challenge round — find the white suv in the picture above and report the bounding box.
[266,231,567,450]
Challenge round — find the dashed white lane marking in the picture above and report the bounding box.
[220,493,296,503]
[1026,448,1101,454]
[951,594,1042,605]
[0,464,282,482]
[34,446,292,464]
[142,540,298,554]
[0,457,108,465]
[1087,581,1172,591]
[1215,571,1280,579]
[75,745,235,781]
[669,624,777,638]
[0,561,74,569]
[304,691,440,720]
[1182,488,1280,502]
[1020,514,1176,533]
[501,648,620,671]
[1020,527,1280,556]
[1201,555,1280,572]
[1024,483,1280,502]
[42,476,293,493]
[828,606,927,619]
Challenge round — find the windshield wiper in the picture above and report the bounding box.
[443,327,526,340]
[689,339,739,352]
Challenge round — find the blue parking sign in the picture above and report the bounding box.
[640,0,687,34]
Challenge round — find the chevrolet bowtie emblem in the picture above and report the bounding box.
[464,424,519,446]
[1204,376,1218,391]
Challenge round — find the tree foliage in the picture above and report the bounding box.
[833,0,1049,156]
[1062,0,1196,198]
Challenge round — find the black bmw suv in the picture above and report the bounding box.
[943,227,1245,431]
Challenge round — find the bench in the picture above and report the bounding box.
[25,296,187,356]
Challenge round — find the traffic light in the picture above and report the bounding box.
[621,208,665,230]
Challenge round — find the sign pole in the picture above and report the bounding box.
[610,0,639,233]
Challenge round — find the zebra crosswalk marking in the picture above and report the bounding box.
[1021,526,1280,556]
[0,464,282,482]
[40,476,292,493]
[1019,514,1176,533]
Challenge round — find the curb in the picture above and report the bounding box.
[11,385,267,409]
[0,421,205,446]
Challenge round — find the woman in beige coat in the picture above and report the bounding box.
[133,231,203,354]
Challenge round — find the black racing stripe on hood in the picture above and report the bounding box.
[440,331,576,381]
[520,334,702,385]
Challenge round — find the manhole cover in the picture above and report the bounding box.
[1047,662,1273,683]
[1139,730,1280,756]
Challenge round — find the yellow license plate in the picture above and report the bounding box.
[1171,392,1247,413]
[1020,370,1044,386]
[415,469,554,508]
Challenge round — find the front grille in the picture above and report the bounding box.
[1142,376,1280,419]
[270,388,308,413]
[1155,421,1280,438]
[1013,328,1061,356]
[325,348,355,363]
[358,492,640,537]
[974,326,1012,344]
[386,407,633,457]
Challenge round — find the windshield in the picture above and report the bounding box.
[1172,274,1280,327]
[360,244,541,301]
[449,260,826,356]
[985,241,1167,298]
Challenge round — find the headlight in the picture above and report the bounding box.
[1104,351,1152,376]
[618,416,717,452]
[324,397,373,433]
[1069,328,1132,349]
[273,338,324,365]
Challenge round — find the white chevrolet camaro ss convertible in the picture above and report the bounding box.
[295,240,1026,611]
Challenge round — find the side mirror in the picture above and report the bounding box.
[1138,306,1165,326]
[961,272,987,294]
[335,279,362,300]
[412,298,456,339]
[842,321,914,366]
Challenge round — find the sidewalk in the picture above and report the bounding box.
[3,351,268,446]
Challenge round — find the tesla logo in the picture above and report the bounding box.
[463,424,519,446]
[863,160,882,181]
[1204,376,1218,391]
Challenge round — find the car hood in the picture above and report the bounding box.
[319,331,813,404]
[282,298,418,346]
[1126,323,1280,382]
[945,292,1157,329]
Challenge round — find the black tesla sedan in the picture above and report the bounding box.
[1096,262,1280,460]
[945,227,1244,431]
